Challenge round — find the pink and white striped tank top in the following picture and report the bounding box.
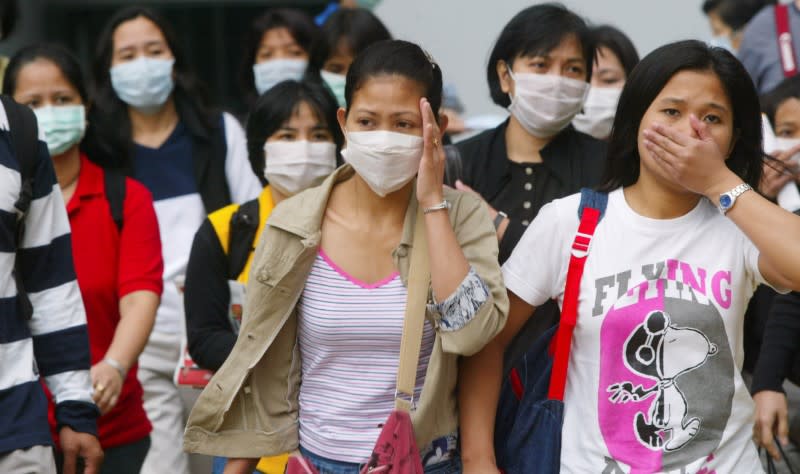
[296,250,435,463]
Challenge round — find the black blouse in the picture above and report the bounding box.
[452,120,607,263]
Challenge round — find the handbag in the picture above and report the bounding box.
[494,189,607,473]
[287,205,430,474]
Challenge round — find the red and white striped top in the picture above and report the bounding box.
[297,250,435,463]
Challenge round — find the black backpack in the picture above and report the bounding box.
[4,95,126,320]
[226,198,260,280]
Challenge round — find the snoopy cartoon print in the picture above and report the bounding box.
[607,310,718,452]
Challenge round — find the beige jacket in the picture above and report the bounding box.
[184,165,508,458]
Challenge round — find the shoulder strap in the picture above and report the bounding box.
[2,95,38,217]
[192,115,232,213]
[228,198,260,280]
[103,168,126,231]
[776,4,798,78]
[2,95,40,321]
[547,189,607,401]
[394,205,430,412]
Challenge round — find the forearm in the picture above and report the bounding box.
[106,291,159,371]
[459,340,505,466]
[709,174,800,288]
[425,209,470,301]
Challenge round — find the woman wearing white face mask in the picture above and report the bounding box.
[184,40,508,474]
[83,7,262,474]
[4,43,163,474]
[183,80,342,474]
[573,24,640,141]
[452,4,606,265]
[242,9,326,104]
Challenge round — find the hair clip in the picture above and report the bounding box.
[422,48,437,70]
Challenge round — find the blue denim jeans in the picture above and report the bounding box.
[299,446,462,474]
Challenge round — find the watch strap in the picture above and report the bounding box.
[493,211,508,229]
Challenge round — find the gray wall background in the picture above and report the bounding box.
[373,0,711,117]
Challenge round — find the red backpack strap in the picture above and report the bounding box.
[547,191,604,401]
[776,4,798,78]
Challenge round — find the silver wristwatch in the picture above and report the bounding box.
[718,183,752,215]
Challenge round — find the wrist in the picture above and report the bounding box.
[419,194,445,210]
[103,357,128,381]
[703,173,744,204]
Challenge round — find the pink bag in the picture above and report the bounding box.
[287,207,429,474]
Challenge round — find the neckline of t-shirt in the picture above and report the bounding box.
[611,187,712,233]
[133,121,186,152]
[317,249,401,290]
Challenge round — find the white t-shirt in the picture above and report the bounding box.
[503,188,774,474]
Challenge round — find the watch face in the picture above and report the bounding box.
[720,194,732,208]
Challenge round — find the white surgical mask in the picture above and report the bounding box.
[253,58,307,96]
[341,130,423,197]
[264,140,337,196]
[110,57,175,114]
[321,70,347,107]
[572,87,622,140]
[507,70,589,138]
[34,105,86,156]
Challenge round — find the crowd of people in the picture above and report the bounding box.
[1,0,800,473]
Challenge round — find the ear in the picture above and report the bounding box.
[497,59,513,95]
[438,110,449,136]
[336,107,347,137]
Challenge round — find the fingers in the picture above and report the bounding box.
[83,443,104,474]
[62,447,77,474]
[645,127,685,158]
[778,409,790,447]
[689,114,712,141]
[651,122,689,147]
[644,137,679,177]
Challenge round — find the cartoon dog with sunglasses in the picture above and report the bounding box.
[607,310,718,452]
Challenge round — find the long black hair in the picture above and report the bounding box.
[83,6,216,171]
[3,43,88,103]
[246,80,343,185]
[240,8,326,106]
[599,40,763,192]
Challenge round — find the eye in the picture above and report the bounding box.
[662,108,680,117]
[288,48,305,57]
[25,99,40,109]
[311,131,333,141]
[276,132,296,140]
[568,65,585,75]
[356,118,373,128]
[55,95,75,105]
[777,128,793,137]
[397,121,413,129]
[703,114,722,124]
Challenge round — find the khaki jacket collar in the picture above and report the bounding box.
[267,163,419,250]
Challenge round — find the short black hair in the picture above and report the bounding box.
[761,75,800,129]
[487,3,595,108]
[702,0,722,14]
[717,0,776,31]
[592,25,640,78]
[0,0,17,40]
[240,8,326,104]
[344,39,442,119]
[246,80,343,185]
[322,8,391,58]
[3,43,87,103]
[600,40,763,192]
